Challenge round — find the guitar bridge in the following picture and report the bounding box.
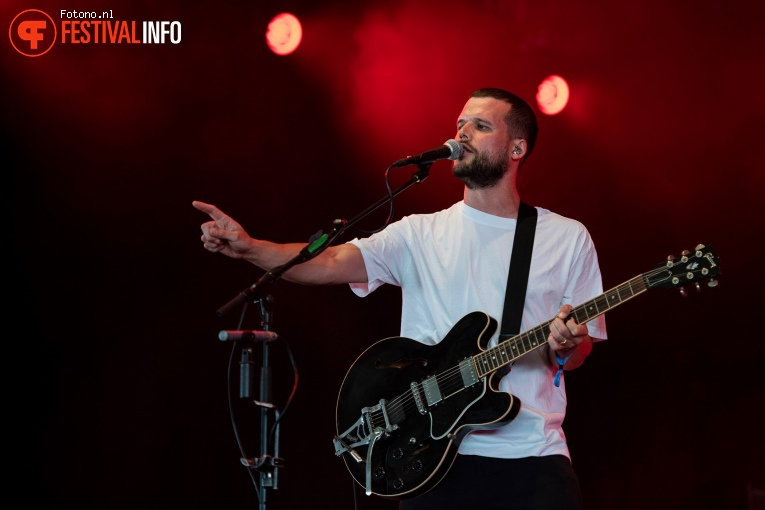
[333,399,399,455]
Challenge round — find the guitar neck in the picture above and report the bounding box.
[473,273,649,378]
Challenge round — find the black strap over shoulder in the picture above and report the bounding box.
[500,201,538,341]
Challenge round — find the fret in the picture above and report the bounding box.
[528,328,543,348]
[487,349,499,370]
[524,330,535,353]
[501,343,510,361]
[525,332,536,352]
[582,299,598,320]
[478,347,504,378]
[516,335,526,354]
[606,288,622,307]
[496,345,506,365]
[574,304,586,322]
[509,339,520,356]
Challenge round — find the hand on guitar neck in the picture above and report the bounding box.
[546,304,594,371]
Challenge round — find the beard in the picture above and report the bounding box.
[453,148,509,190]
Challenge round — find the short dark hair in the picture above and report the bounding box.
[470,88,538,162]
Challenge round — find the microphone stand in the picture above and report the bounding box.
[254,297,279,509]
[215,161,434,509]
[231,295,282,510]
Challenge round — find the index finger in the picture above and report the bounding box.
[192,200,225,220]
[556,304,573,320]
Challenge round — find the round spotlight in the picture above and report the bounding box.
[536,75,570,115]
[266,13,302,56]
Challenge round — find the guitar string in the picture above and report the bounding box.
[374,265,666,423]
[373,265,674,423]
[367,261,712,427]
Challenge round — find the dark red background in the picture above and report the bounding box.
[3,0,763,508]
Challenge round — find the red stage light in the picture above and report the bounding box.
[536,75,570,115]
[266,13,302,56]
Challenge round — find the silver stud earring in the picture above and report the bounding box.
[512,146,522,155]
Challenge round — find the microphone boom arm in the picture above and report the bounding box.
[215,162,433,317]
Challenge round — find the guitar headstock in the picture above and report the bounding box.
[646,244,720,292]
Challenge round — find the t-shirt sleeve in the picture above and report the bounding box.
[347,221,412,297]
[567,228,608,341]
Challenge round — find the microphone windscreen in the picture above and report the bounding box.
[444,139,463,160]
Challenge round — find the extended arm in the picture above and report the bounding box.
[193,200,368,285]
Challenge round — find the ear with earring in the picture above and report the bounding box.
[512,146,522,155]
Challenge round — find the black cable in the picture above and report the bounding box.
[352,164,396,235]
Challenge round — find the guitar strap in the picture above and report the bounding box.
[496,201,538,377]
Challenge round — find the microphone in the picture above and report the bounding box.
[390,139,463,168]
[218,330,279,342]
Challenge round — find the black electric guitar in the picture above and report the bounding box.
[333,245,720,499]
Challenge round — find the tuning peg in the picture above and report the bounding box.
[695,243,705,250]
[679,287,687,297]
[708,278,718,288]
[666,255,675,267]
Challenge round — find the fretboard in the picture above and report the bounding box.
[473,273,649,378]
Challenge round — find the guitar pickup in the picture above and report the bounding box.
[422,358,480,408]
[459,358,479,387]
[410,381,427,414]
[422,376,443,406]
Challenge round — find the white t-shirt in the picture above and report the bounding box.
[348,201,607,459]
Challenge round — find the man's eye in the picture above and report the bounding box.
[476,124,487,130]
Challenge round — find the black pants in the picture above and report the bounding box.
[398,454,583,510]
